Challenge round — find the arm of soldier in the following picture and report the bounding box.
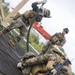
[60,37,66,46]
[12,13,22,20]
[22,54,50,67]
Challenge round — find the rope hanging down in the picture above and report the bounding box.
[26,16,37,52]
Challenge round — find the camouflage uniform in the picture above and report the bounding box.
[2,10,36,41]
[17,52,36,75]
[0,1,50,48]
[17,28,71,75]
[17,47,72,75]
[40,28,69,55]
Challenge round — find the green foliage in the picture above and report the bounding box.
[8,32,16,38]
[18,42,27,51]
[29,32,44,53]
[72,72,75,75]
[29,32,39,44]
[31,42,44,53]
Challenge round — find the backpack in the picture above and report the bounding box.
[23,10,36,19]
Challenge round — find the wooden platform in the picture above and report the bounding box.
[0,34,25,75]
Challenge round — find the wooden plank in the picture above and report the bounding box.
[3,0,29,23]
[0,34,25,75]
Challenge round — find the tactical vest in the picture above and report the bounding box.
[23,10,36,19]
[50,33,65,46]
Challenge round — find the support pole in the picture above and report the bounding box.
[0,0,5,20]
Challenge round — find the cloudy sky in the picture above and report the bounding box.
[5,0,75,73]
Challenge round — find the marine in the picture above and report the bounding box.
[0,0,51,49]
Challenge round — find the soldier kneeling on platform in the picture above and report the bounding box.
[0,0,51,49]
[17,49,72,75]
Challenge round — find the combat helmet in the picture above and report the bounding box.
[63,28,69,34]
[22,52,36,61]
[43,8,50,17]
[39,7,51,17]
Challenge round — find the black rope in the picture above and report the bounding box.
[26,17,37,52]
[26,3,45,52]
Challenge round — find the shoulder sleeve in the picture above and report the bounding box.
[60,37,66,46]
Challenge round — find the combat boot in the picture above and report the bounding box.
[8,39,15,49]
[0,31,3,35]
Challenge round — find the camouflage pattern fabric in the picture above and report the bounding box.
[1,6,50,43]
[19,51,72,75]
[2,9,43,43]
[13,13,22,20]
[50,33,66,46]
[2,17,28,42]
[41,32,66,55]
[22,67,31,75]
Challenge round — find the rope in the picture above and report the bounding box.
[26,17,37,52]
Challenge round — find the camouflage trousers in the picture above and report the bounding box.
[2,17,28,42]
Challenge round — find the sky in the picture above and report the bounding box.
[5,0,75,73]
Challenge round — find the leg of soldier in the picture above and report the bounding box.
[12,17,28,42]
[13,25,27,41]
[0,17,25,35]
[19,26,28,39]
[22,67,31,75]
[0,21,16,35]
[8,17,27,48]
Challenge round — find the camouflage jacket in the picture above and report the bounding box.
[50,32,66,46]
[41,32,66,55]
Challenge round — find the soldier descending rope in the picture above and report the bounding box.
[0,0,51,49]
[17,26,72,75]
